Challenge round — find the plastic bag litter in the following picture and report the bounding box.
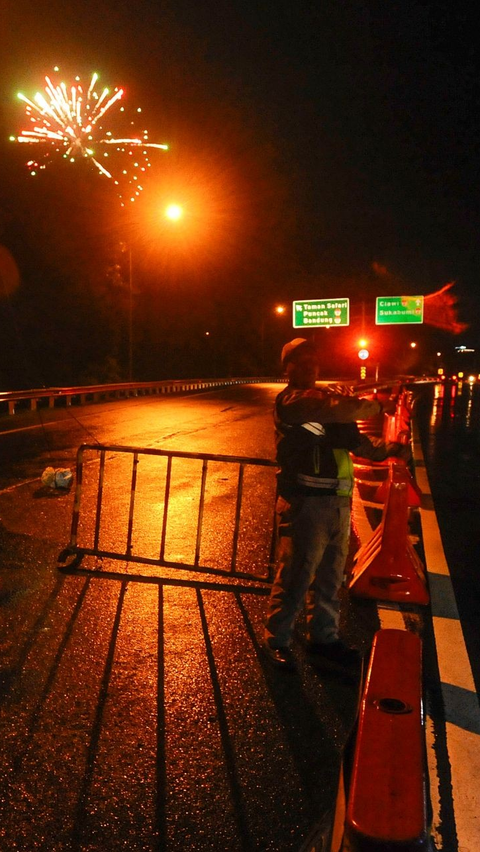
[41,466,74,489]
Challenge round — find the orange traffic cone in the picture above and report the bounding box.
[348,472,429,605]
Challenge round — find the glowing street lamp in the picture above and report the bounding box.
[165,203,183,221]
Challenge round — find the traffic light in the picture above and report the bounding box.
[358,338,370,362]
[357,338,370,381]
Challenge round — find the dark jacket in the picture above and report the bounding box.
[274,384,388,498]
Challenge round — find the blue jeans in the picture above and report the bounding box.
[264,495,351,648]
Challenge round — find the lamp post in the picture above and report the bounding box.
[124,203,183,381]
[117,240,134,381]
[128,244,133,381]
[260,304,287,373]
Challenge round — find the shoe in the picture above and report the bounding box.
[307,640,362,670]
[261,642,297,671]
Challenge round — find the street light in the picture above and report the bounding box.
[165,203,183,222]
[126,203,184,380]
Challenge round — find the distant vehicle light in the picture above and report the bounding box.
[468,375,476,384]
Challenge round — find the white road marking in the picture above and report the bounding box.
[377,606,405,630]
[413,420,480,852]
[0,423,45,436]
[353,431,480,850]
[0,477,41,495]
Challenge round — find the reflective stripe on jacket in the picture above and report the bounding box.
[274,387,372,499]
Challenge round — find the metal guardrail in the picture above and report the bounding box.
[0,377,286,416]
[1,375,425,416]
[58,443,278,582]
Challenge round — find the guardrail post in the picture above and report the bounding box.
[8,400,15,415]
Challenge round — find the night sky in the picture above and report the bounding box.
[1,1,479,387]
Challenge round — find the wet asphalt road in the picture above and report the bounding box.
[0,384,380,851]
[415,380,480,696]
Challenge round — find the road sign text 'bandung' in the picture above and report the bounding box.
[293,298,350,328]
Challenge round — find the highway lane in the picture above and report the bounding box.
[414,381,480,693]
[0,384,380,852]
[2,381,477,850]
[0,383,280,491]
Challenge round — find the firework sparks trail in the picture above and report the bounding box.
[12,69,168,204]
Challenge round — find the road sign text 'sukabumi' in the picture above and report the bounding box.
[293,298,350,328]
[376,296,424,325]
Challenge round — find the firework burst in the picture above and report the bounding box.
[11,68,168,204]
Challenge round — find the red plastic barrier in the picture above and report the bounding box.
[380,390,413,444]
[394,392,413,440]
[345,629,429,851]
[353,458,421,507]
[383,412,398,443]
[373,461,422,508]
[349,468,429,605]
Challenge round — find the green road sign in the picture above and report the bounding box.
[293,298,350,328]
[376,296,424,325]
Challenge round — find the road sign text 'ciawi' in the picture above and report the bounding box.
[376,296,424,325]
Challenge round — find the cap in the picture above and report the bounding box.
[281,338,318,367]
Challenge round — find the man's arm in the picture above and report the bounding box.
[352,434,412,463]
[278,388,382,424]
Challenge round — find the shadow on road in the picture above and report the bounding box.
[0,540,375,852]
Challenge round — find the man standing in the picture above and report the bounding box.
[263,337,397,671]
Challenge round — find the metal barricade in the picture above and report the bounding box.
[59,444,278,582]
